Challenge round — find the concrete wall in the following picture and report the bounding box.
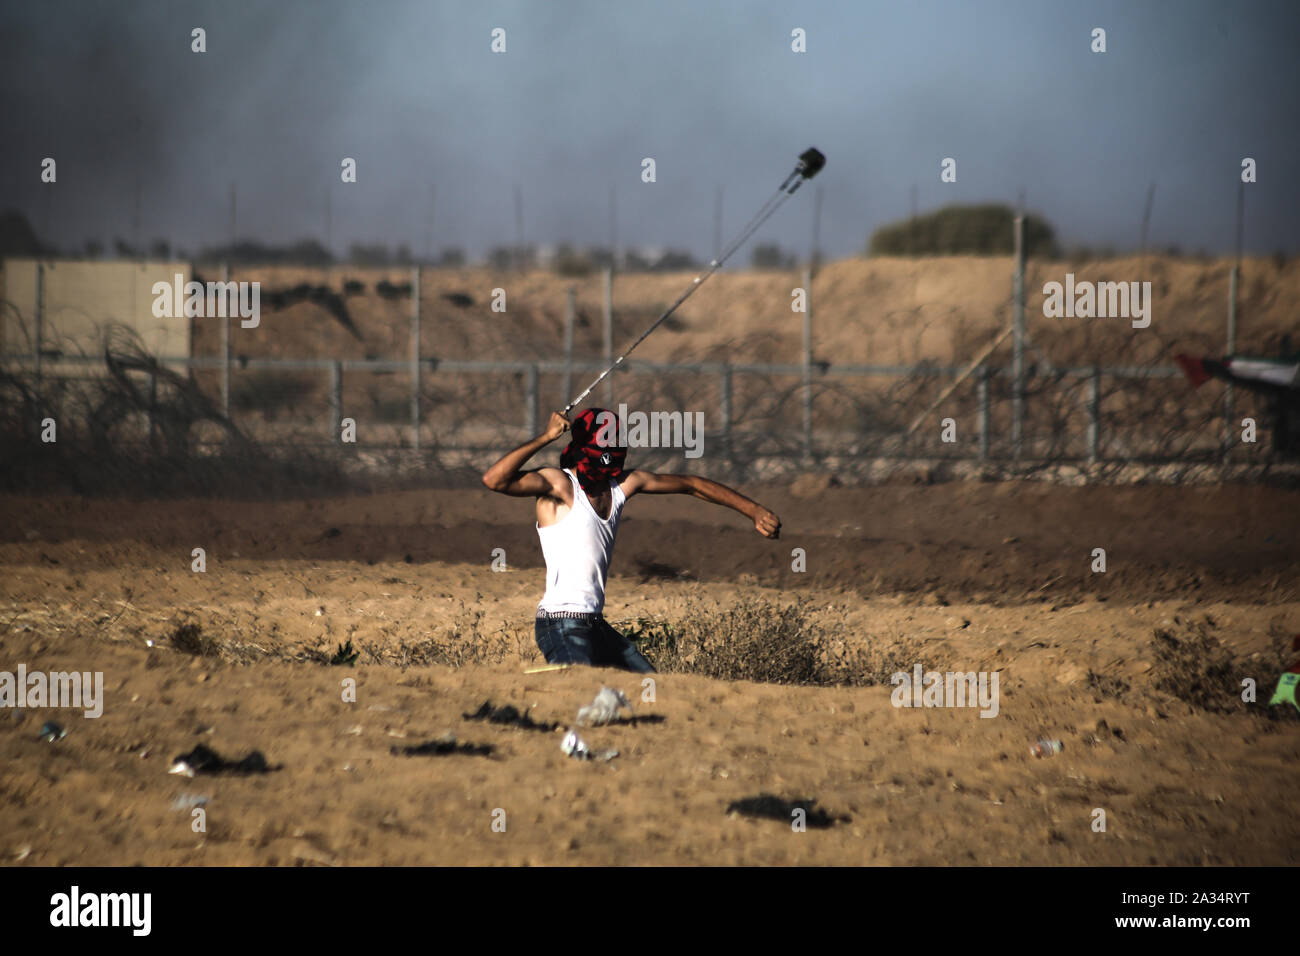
[1,259,191,366]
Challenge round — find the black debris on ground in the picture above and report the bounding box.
[462,701,557,733]
[170,744,276,776]
[725,794,849,828]
[615,714,666,727]
[393,734,495,758]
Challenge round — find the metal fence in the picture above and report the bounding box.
[1,229,1283,479]
[0,348,1271,470]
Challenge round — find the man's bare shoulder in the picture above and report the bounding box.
[532,466,569,498]
[617,469,671,496]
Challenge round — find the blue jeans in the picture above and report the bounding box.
[534,615,656,673]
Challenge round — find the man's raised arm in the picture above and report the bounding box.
[622,471,781,539]
[481,412,570,496]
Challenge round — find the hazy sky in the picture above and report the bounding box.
[2,0,1298,261]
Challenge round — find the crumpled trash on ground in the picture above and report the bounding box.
[561,730,618,762]
[168,743,273,777]
[1269,671,1300,713]
[1268,636,1300,714]
[1030,739,1064,759]
[576,687,631,726]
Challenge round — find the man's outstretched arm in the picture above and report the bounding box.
[621,471,781,539]
[481,412,570,496]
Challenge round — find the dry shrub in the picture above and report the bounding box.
[168,622,223,658]
[160,606,529,669]
[364,615,523,668]
[836,632,929,687]
[620,597,924,687]
[1149,621,1244,714]
[1087,669,1131,701]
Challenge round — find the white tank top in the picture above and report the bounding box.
[536,468,626,614]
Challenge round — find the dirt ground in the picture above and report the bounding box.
[1,481,1298,866]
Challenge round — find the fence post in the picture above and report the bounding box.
[977,366,990,460]
[1087,366,1101,465]
[34,261,44,384]
[220,262,230,417]
[564,286,576,404]
[1012,215,1026,460]
[148,370,158,451]
[720,363,733,463]
[330,361,342,443]
[1223,264,1238,457]
[410,265,421,450]
[526,363,539,436]
[801,266,813,461]
[602,267,613,407]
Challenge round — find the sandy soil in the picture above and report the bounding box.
[1,482,1298,866]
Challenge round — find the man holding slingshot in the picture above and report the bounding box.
[481,148,819,670]
[481,407,781,672]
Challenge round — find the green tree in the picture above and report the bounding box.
[868,204,1059,257]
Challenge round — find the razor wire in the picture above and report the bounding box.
[1,299,1292,494]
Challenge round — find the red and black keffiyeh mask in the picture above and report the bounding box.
[560,408,626,494]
